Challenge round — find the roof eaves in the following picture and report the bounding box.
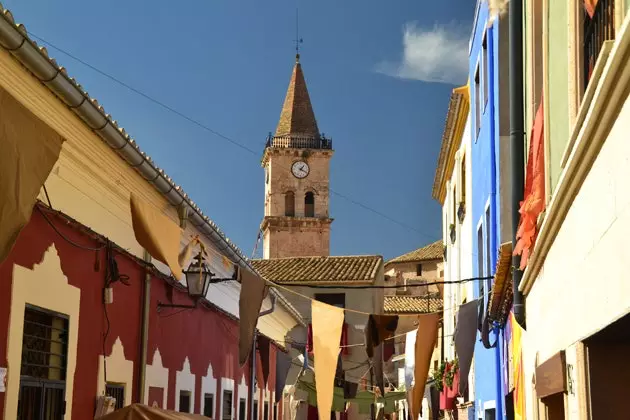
[0,7,305,326]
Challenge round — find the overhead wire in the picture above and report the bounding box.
[27,31,442,244]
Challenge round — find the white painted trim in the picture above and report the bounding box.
[220,377,236,420]
[483,400,496,410]
[201,363,218,417]
[5,245,81,420]
[175,357,195,413]
[145,349,169,409]
[237,374,249,420]
[97,337,134,408]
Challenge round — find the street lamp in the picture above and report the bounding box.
[157,247,236,312]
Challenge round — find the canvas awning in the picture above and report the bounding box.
[99,404,208,419]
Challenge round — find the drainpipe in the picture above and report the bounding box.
[509,0,526,328]
[251,295,276,420]
[138,251,151,404]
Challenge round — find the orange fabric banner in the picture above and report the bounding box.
[130,193,183,278]
[0,87,64,264]
[411,313,440,420]
[514,92,545,269]
[584,0,599,18]
[311,301,344,420]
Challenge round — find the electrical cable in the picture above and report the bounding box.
[27,31,441,243]
[36,205,106,251]
[275,276,494,290]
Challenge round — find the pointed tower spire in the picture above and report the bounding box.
[275,57,320,138]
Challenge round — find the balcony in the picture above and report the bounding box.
[265,134,333,150]
[584,0,615,90]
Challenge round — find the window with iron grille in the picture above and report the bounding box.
[253,401,259,420]
[18,306,69,420]
[204,393,214,417]
[106,383,125,409]
[264,402,269,420]
[583,0,615,92]
[223,390,233,420]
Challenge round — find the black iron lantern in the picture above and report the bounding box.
[184,251,214,299]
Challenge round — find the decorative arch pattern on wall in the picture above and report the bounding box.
[201,363,218,417]
[145,349,169,408]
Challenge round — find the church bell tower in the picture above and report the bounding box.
[261,54,334,259]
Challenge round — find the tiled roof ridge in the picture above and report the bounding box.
[386,240,443,264]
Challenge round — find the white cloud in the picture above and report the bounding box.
[376,22,470,85]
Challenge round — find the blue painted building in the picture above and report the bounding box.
[468,1,512,419]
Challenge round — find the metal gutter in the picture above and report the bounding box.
[0,7,304,327]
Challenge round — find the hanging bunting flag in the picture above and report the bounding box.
[509,313,526,420]
[311,300,344,420]
[454,299,480,394]
[584,0,599,18]
[0,87,65,264]
[238,268,269,365]
[404,330,417,389]
[177,235,199,268]
[258,335,271,386]
[276,351,292,403]
[365,315,399,358]
[130,192,184,279]
[411,313,440,420]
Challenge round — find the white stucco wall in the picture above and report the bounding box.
[175,357,195,413]
[220,378,236,420]
[522,61,630,420]
[145,349,169,408]
[238,374,249,420]
[201,363,218,417]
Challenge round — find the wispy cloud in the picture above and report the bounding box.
[376,22,470,85]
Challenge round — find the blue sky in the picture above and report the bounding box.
[6,0,475,260]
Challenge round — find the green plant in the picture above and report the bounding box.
[432,362,447,392]
[444,359,459,388]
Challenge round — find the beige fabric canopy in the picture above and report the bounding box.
[99,404,209,420]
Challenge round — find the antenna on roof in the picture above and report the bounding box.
[294,7,303,61]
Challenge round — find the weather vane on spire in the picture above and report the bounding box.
[294,8,303,61]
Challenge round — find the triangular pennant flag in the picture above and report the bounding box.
[0,87,65,264]
[455,299,479,394]
[258,335,271,385]
[130,192,183,279]
[238,268,269,365]
[311,300,344,420]
[411,313,440,420]
[275,351,292,403]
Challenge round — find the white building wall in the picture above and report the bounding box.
[522,86,630,420]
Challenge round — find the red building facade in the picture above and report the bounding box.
[0,205,280,419]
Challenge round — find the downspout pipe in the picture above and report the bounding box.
[509,0,526,327]
[251,295,276,420]
[138,251,152,404]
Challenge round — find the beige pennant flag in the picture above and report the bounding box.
[312,300,344,420]
[129,193,183,279]
[411,313,440,420]
[177,235,199,268]
[238,268,268,365]
[0,87,64,264]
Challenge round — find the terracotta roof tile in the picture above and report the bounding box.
[251,255,382,284]
[386,240,443,265]
[383,295,443,314]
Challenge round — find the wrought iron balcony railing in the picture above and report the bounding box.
[584,0,615,90]
[265,133,333,150]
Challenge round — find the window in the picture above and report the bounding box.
[477,226,485,300]
[582,0,615,93]
[273,403,277,420]
[284,192,295,217]
[482,33,489,106]
[264,402,269,420]
[460,155,466,206]
[484,408,496,420]
[253,401,259,420]
[204,393,215,417]
[179,391,191,413]
[314,293,345,308]
[416,264,422,276]
[223,390,233,420]
[305,192,315,217]
[18,306,68,419]
[106,383,125,409]
[434,360,438,372]
[474,65,481,137]
[239,399,246,420]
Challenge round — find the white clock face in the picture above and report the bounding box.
[291,161,310,179]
